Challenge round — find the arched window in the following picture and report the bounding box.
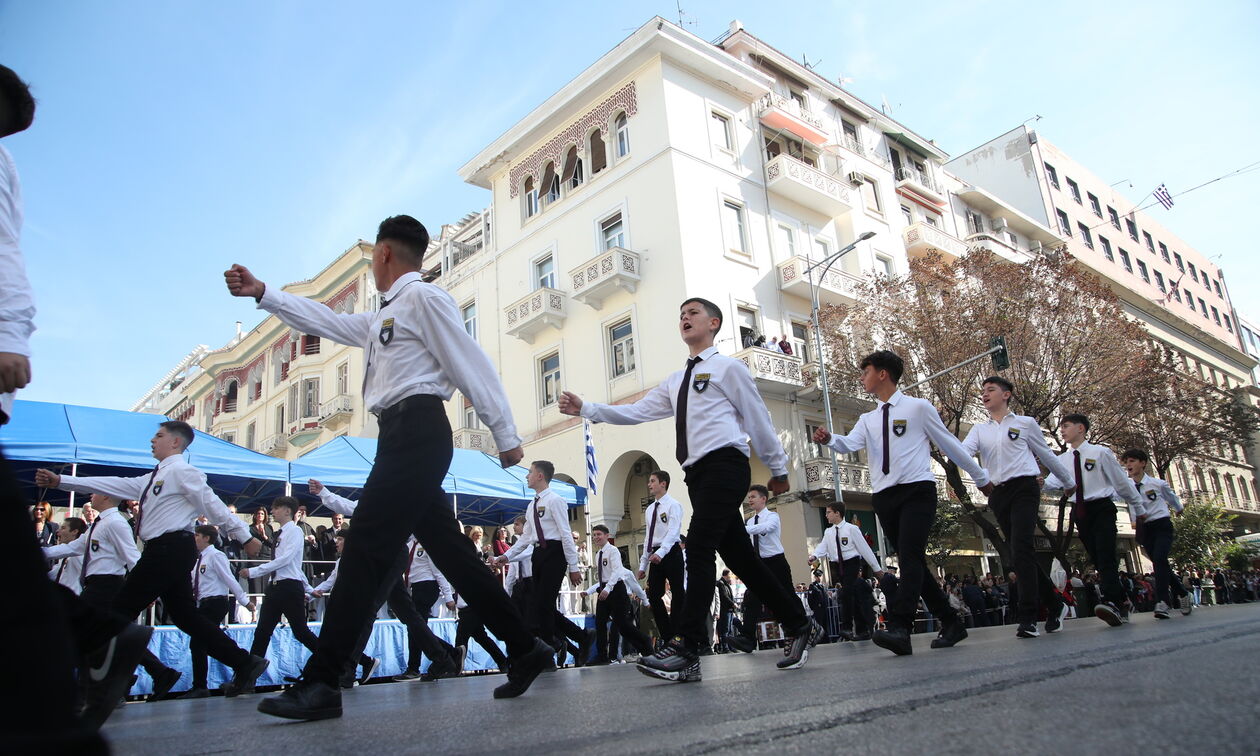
[588,130,607,175]
[539,161,559,205]
[561,146,583,191]
[615,113,629,158]
[523,176,538,218]
[223,381,239,414]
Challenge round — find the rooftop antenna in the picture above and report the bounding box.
[1110,178,1133,188]
[802,53,822,70]
[675,1,697,28]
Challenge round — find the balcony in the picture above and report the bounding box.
[258,433,288,457]
[757,93,829,145]
[318,394,354,429]
[895,166,945,205]
[504,287,567,343]
[732,346,805,396]
[286,419,321,448]
[799,361,823,399]
[777,255,864,307]
[765,155,853,217]
[569,247,641,310]
[902,222,967,263]
[452,427,496,454]
[836,134,889,167]
[804,458,871,494]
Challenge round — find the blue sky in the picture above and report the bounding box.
[3,0,1257,410]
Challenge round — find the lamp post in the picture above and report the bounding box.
[805,231,876,505]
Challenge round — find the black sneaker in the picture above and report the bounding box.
[80,624,154,730]
[872,624,913,656]
[147,665,183,701]
[221,655,269,698]
[359,656,380,685]
[1016,622,1040,638]
[420,654,460,682]
[1045,601,1069,634]
[576,630,595,667]
[393,670,423,682]
[636,638,701,682]
[1094,601,1123,627]
[777,620,825,670]
[930,619,968,649]
[338,669,358,689]
[180,687,210,699]
[722,634,756,653]
[851,631,872,642]
[257,679,342,721]
[492,638,556,699]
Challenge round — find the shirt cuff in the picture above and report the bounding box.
[257,284,282,311]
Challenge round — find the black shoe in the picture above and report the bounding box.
[554,641,568,668]
[837,630,855,642]
[1045,601,1069,634]
[851,631,872,642]
[872,625,913,656]
[257,679,342,721]
[180,687,210,699]
[80,624,154,730]
[1016,622,1040,638]
[930,619,968,649]
[576,630,594,667]
[777,620,825,670]
[1094,601,1123,627]
[636,638,701,682]
[420,655,459,682]
[452,645,468,673]
[221,655,269,698]
[493,639,556,699]
[359,657,380,685]
[723,634,756,653]
[393,670,423,682]
[147,665,182,701]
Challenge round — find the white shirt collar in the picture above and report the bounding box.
[694,345,719,362]
[879,390,905,408]
[382,271,423,302]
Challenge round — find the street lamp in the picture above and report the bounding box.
[806,230,876,506]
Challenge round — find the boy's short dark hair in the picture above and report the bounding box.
[63,517,87,537]
[748,484,770,499]
[827,502,847,518]
[680,297,723,330]
[270,496,298,514]
[1060,413,1091,431]
[1120,449,1149,464]
[592,524,610,535]
[531,460,555,482]
[195,524,219,539]
[377,215,430,263]
[0,65,36,137]
[649,470,670,488]
[982,375,1014,395]
[159,420,195,449]
[860,350,905,384]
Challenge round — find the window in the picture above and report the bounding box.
[588,130,607,175]
[1224,314,1233,333]
[223,381,239,413]
[1198,298,1208,318]
[539,353,561,407]
[859,178,882,213]
[540,162,559,205]
[1044,163,1060,189]
[463,403,482,431]
[245,422,256,450]
[301,335,320,355]
[1125,218,1138,241]
[1143,231,1155,252]
[1099,236,1114,261]
[1077,223,1093,249]
[533,255,556,290]
[1007,232,1018,246]
[711,111,733,151]
[1188,261,1197,281]
[1213,279,1222,297]
[461,301,478,340]
[615,113,629,158]
[1171,287,1182,303]
[302,378,319,418]
[789,90,807,110]
[737,306,759,348]
[876,255,895,275]
[523,177,539,218]
[966,209,985,236]
[1201,271,1210,287]
[813,238,829,262]
[561,146,583,190]
[1184,289,1193,307]
[721,200,748,255]
[1137,260,1149,282]
[776,224,797,258]
[287,384,299,424]
[1108,206,1121,229]
[336,362,349,395]
[1158,242,1170,262]
[601,213,625,251]
[900,205,913,225]
[1066,178,1082,203]
[1211,306,1221,325]
[1088,193,1102,216]
[790,320,811,362]
[274,403,285,435]
[842,120,861,151]
[221,432,235,445]
[1119,248,1132,272]
[1055,209,1071,236]
[924,215,938,228]
[1174,252,1183,271]
[608,320,635,377]
[1154,270,1165,292]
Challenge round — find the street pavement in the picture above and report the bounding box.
[102,602,1260,755]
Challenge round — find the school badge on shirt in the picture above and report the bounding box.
[659,512,668,524]
[90,539,101,552]
[892,419,907,437]
[1146,490,1158,501]
[693,373,711,393]
[1007,428,1021,441]
[536,505,546,517]
[199,564,207,574]
[841,536,849,546]
[151,481,164,496]
[1084,458,1096,471]
[379,317,395,345]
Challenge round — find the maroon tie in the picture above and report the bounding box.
[193,553,203,599]
[1072,450,1086,520]
[675,357,700,466]
[881,403,891,475]
[133,464,160,539]
[404,541,418,583]
[79,519,100,586]
[531,496,547,549]
[646,502,660,552]
[834,528,844,577]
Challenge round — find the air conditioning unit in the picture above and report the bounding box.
[847,171,865,185]
[991,217,1009,233]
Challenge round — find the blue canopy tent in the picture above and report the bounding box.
[289,435,585,527]
[0,400,290,509]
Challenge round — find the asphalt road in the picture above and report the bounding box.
[102,602,1260,755]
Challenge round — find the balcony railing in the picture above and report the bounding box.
[804,458,871,493]
[777,254,863,307]
[732,346,805,395]
[452,427,496,454]
[504,287,567,343]
[765,154,853,217]
[758,93,828,144]
[895,166,944,203]
[902,222,967,263]
[318,394,354,426]
[838,135,889,167]
[258,433,288,456]
[569,247,641,310]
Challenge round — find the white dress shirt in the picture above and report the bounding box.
[313,558,340,594]
[56,456,250,544]
[961,413,1073,486]
[825,390,991,493]
[248,520,306,582]
[504,541,534,597]
[745,507,784,558]
[502,489,579,571]
[1043,441,1142,512]
[317,487,358,516]
[639,493,684,572]
[404,537,454,602]
[48,550,83,593]
[812,520,881,572]
[0,146,34,423]
[590,543,629,593]
[258,272,521,450]
[621,567,648,603]
[43,508,139,579]
[1132,474,1182,522]
[581,345,789,475]
[193,545,251,607]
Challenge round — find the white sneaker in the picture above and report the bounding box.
[1154,601,1170,619]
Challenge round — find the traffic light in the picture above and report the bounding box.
[990,336,1010,371]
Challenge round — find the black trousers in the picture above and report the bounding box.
[113,530,253,671]
[302,395,532,685]
[1076,498,1125,605]
[395,579,456,673]
[738,552,794,640]
[873,481,956,628]
[530,544,567,648]
[251,578,319,658]
[646,545,685,639]
[678,448,807,650]
[831,557,872,633]
[455,605,509,670]
[1140,517,1184,605]
[191,596,231,688]
[595,583,652,657]
[79,573,168,676]
[991,476,1061,624]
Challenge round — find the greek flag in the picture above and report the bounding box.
[583,419,599,497]
[1154,183,1174,210]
